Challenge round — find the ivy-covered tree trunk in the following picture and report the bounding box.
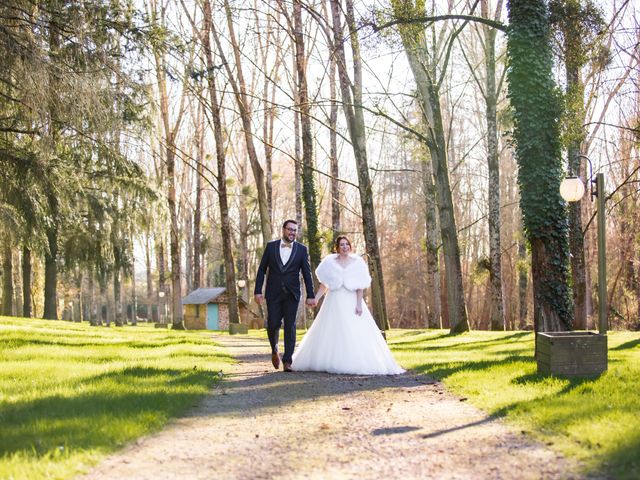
[517,218,529,328]
[506,0,572,335]
[293,0,321,269]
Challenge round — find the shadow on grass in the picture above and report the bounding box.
[1,336,212,350]
[391,331,532,352]
[611,338,640,351]
[387,332,451,344]
[0,367,221,458]
[408,353,533,380]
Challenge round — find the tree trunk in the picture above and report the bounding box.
[22,246,32,318]
[151,2,187,329]
[517,228,529,329]
[260,12,280,227]
[185,213,193,293]
[43,227,58,320]
[203,0,240,326]
[114,268,123,326]
[293,0,321,268]
[98,274,111,327]
[293,54,304,237]
[330,0,389,331]
[421,150,442,328]
[481,0,505,331]
[88,273,97,326]
[329,48,341,239]
[238,156,250,300]
[131,248,137,325]
[146,231,153,299]
[568,150,588,330]
[194,104,204,290]
[564,40,588,330]
[168,160,183,328]
[507,0,573,341]
[75,270,83,322]
[2,239,13,316]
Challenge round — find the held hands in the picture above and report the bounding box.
[306,298,317,307]
[254,294,264,305]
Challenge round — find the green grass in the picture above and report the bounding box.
[0,316,233,480]
[386,329,640,479]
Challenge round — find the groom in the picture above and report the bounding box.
[254,220,315,372]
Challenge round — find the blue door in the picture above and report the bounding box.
[207,304,219,330]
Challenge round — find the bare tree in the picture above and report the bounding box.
[201,0,240,326]
[291,0,322,267]
[390,0,469,333]
[329,0,389,331]
[211,0,273,245]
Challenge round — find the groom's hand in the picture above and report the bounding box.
[305,298,316,307]
[254,294,264,305]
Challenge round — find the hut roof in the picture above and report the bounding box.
[182,287,226,305]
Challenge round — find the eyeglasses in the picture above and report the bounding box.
[284,227,298,233]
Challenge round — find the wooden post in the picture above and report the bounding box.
[596,173,607,335]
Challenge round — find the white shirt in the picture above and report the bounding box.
[279,240,294,265]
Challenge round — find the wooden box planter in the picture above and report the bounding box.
[536,332,607,377]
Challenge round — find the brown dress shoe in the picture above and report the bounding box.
[271,353,281,370]
[283,362,293,372]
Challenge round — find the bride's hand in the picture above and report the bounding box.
[355,304,362,316]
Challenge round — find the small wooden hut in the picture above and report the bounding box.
[182,288,256,330]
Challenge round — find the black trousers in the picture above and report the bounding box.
[266,291,299,364]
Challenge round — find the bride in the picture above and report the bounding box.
[291,235,405,375]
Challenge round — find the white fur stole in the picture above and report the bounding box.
[315,254,372,291]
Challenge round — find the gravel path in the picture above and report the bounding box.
[79,333,588,479]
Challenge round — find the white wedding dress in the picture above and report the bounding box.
[291,254,405,375]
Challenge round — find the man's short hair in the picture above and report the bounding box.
[282,219,298,229]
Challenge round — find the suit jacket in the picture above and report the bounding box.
[254,240,315,302]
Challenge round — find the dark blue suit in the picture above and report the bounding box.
[254,240,315,363]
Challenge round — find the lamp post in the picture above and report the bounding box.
[559,155,607,334]
[533,154,609,376]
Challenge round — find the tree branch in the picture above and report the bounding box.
[364,15,507,35]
